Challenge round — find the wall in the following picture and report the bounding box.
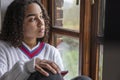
[102,0,120,80]
[103,42,120,80]
[1,0,13,30]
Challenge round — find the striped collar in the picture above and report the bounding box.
[19,42,45,59]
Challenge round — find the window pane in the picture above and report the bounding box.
[54,0,80,32]
[99,45,103,80]
[53,34,79,80]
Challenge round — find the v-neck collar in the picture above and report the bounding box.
[19,42,45,59]
[22,42,40,51]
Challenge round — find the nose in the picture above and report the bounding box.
[37,18,44,27]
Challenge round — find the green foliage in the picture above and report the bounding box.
[62,50,79,80]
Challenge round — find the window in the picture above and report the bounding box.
[54,0,80,32]
[51,0,80,79]
[54,34,79,80]
[41,0,104,80]
[49,0,94,79]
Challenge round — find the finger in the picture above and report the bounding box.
[47,61,61,73]
[39,62,57,74]
[35,64,49,77]
[41,59,60,72]
[35,58,41,64]
[36,59,60,74]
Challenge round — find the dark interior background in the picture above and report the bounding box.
[103,0,120,80]
[104,0,120,41]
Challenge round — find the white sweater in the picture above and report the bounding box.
[0,40,64,80]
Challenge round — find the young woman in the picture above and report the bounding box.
[0,0,64,80]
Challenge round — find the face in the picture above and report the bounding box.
[23,3,45,40]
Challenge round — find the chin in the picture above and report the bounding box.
[37,35,44,38]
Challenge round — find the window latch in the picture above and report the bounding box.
[76,0,79,5]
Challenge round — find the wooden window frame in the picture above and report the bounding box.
[41,0,104,80]
[47,0,92,77]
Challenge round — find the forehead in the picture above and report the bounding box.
[25,3,42,15]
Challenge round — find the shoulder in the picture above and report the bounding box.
[44,43,57,50]
[0,40,12,49]
[0,40,8,46]
[45,43,58,50]
[44,43,60,53]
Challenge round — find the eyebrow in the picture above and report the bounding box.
[26,12,42,18]
[26,14,36,18]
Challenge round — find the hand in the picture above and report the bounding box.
[35,58,61,77]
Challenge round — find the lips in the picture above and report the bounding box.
[38,29,45,33]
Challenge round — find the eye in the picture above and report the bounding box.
[40,15,44,19]
[29,18,36,22]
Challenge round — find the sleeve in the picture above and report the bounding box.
[0,46,36,80]
[53,48,64,71]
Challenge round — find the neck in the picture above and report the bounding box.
[23,39,37,49]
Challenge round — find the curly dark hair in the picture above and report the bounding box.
[0,0,50,47]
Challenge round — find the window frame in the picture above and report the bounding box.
[41,0,104,80]
[48,0,92,77]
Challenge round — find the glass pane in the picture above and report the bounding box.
[53,34,79,80]
[99,45,103,80]
[54,0,80,32]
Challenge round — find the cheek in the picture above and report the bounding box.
[23,24,37,35]
[23,22,36,31]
